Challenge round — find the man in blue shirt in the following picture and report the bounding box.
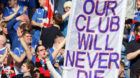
[31,0,47,42]
[10,31,37,75]
[6,14,29,50]
[3,0,28,21]
[3,0,28,50]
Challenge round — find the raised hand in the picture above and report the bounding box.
[16,14,29,22]
[17,27,22,37]
[5,44,11,54]
[40,23,44,28]
[15,6,20,13]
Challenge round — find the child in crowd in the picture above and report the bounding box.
[13,61,34,78]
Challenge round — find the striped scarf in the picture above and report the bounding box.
[35,57,51,78]
[1,62,16,78]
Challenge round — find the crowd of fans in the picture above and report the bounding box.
[121,0,140,78]
[0,0,71,78]
[1,0,140,78]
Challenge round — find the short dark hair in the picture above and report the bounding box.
[54,33,64,39]
[35,45,49,56]
[20,22,32,31]
[23,61,34,76]
[53,14,63,25]
[0,8,3,15]
[35,45,43,52]
[22,30,31,37]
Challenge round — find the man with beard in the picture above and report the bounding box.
[126,22,140,78]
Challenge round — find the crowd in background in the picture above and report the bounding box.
[0,0,71,78]
[0,0,140,78]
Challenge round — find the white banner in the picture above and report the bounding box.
[63,0,127,78]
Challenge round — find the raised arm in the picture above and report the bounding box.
[31,9,44,28]
[9,50,26,63]
[7,44,26,63]
[46,58,61,78]
[23,6,28,14]
[0,49,8,63]
[52,38,66,60]
[4,6,20,21]
[31,20,44,28]
[62,11,70,21]
[126,49,140,60]
[17,28,33,61]
[19,37,33,61]
[7,14,28,30]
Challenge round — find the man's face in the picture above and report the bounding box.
[137,0,140,9]
[34,71,40,78]
[21,63,30,73]
[64,7,70,12]
[2,26,8,35]
[23,33,32,45]
[8,0,17,7]
[37,46,49,59]
[38,0,46,7]
[54,36,64,44]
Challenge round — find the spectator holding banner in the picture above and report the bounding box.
[126,22,140,78]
